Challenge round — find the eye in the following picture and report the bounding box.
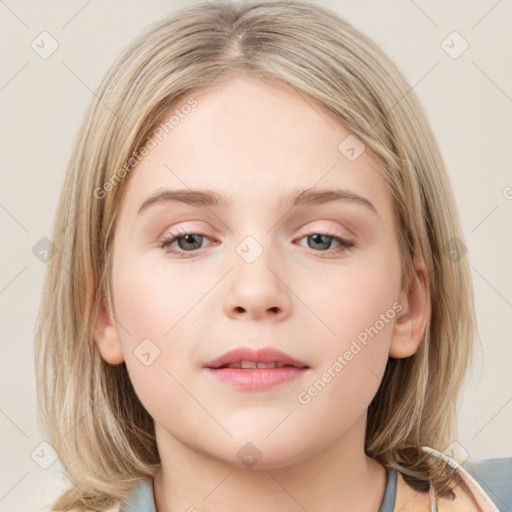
[158,228,214,256]
[158,228,355,257]
[296,231,354,254]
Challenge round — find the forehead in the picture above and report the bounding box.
[119,76,391,221]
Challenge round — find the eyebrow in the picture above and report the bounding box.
[137,186,378,216]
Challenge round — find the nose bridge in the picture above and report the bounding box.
[228,197,277,268]
[223,230,292,320]
[235,233,267,266]
[234,231,281,288]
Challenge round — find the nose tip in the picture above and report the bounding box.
[223,251,292,322]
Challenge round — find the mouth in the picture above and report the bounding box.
[214,361,305,369]
[204,346,309,370]
[204,347,309,390]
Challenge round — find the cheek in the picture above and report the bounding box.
[112,254,214,405]
[113,253,208,341]
[305,248,402,395]
[294,270,400,432]
[111,256,174,367]
[313,251,401,349]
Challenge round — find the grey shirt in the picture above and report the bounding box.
[119,457,512,512]
[119,467,397,512]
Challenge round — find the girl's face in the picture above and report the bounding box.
[95,76,427,468]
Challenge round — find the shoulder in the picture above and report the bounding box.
[51,478,154,512]
[119,478,155,512]
[462,456,512,512]
[57,507,121,512]
[394,470,482,512]
[395,456,512,512]
[57,508,120,512]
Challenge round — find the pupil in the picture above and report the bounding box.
[310,234,330,250]
[180,234,201,250]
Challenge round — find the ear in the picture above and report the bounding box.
[93,296,125,365]
[389,257,431,359]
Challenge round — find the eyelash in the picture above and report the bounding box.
[158,227,355,257]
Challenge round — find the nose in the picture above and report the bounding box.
[223,248,292,321]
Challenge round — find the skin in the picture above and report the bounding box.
[94,76,429,512]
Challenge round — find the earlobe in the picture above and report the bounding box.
[93,298,125,365]
[389,258,430,359]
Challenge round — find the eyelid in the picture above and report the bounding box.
[160,221,352,242]
[295,220,353,240]
[158,222,213,240]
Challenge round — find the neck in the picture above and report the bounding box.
[152,416,388,512]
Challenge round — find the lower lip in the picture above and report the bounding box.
[204,367,308,390]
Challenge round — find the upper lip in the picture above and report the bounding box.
[204,347,309,369]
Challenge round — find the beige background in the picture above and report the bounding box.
[1,0,511,510]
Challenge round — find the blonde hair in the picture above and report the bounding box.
[35,1,477,510]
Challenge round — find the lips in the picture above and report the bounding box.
[204,347,309,369]
[204,347,310,391]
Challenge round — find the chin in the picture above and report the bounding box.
[209,437,313,471]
